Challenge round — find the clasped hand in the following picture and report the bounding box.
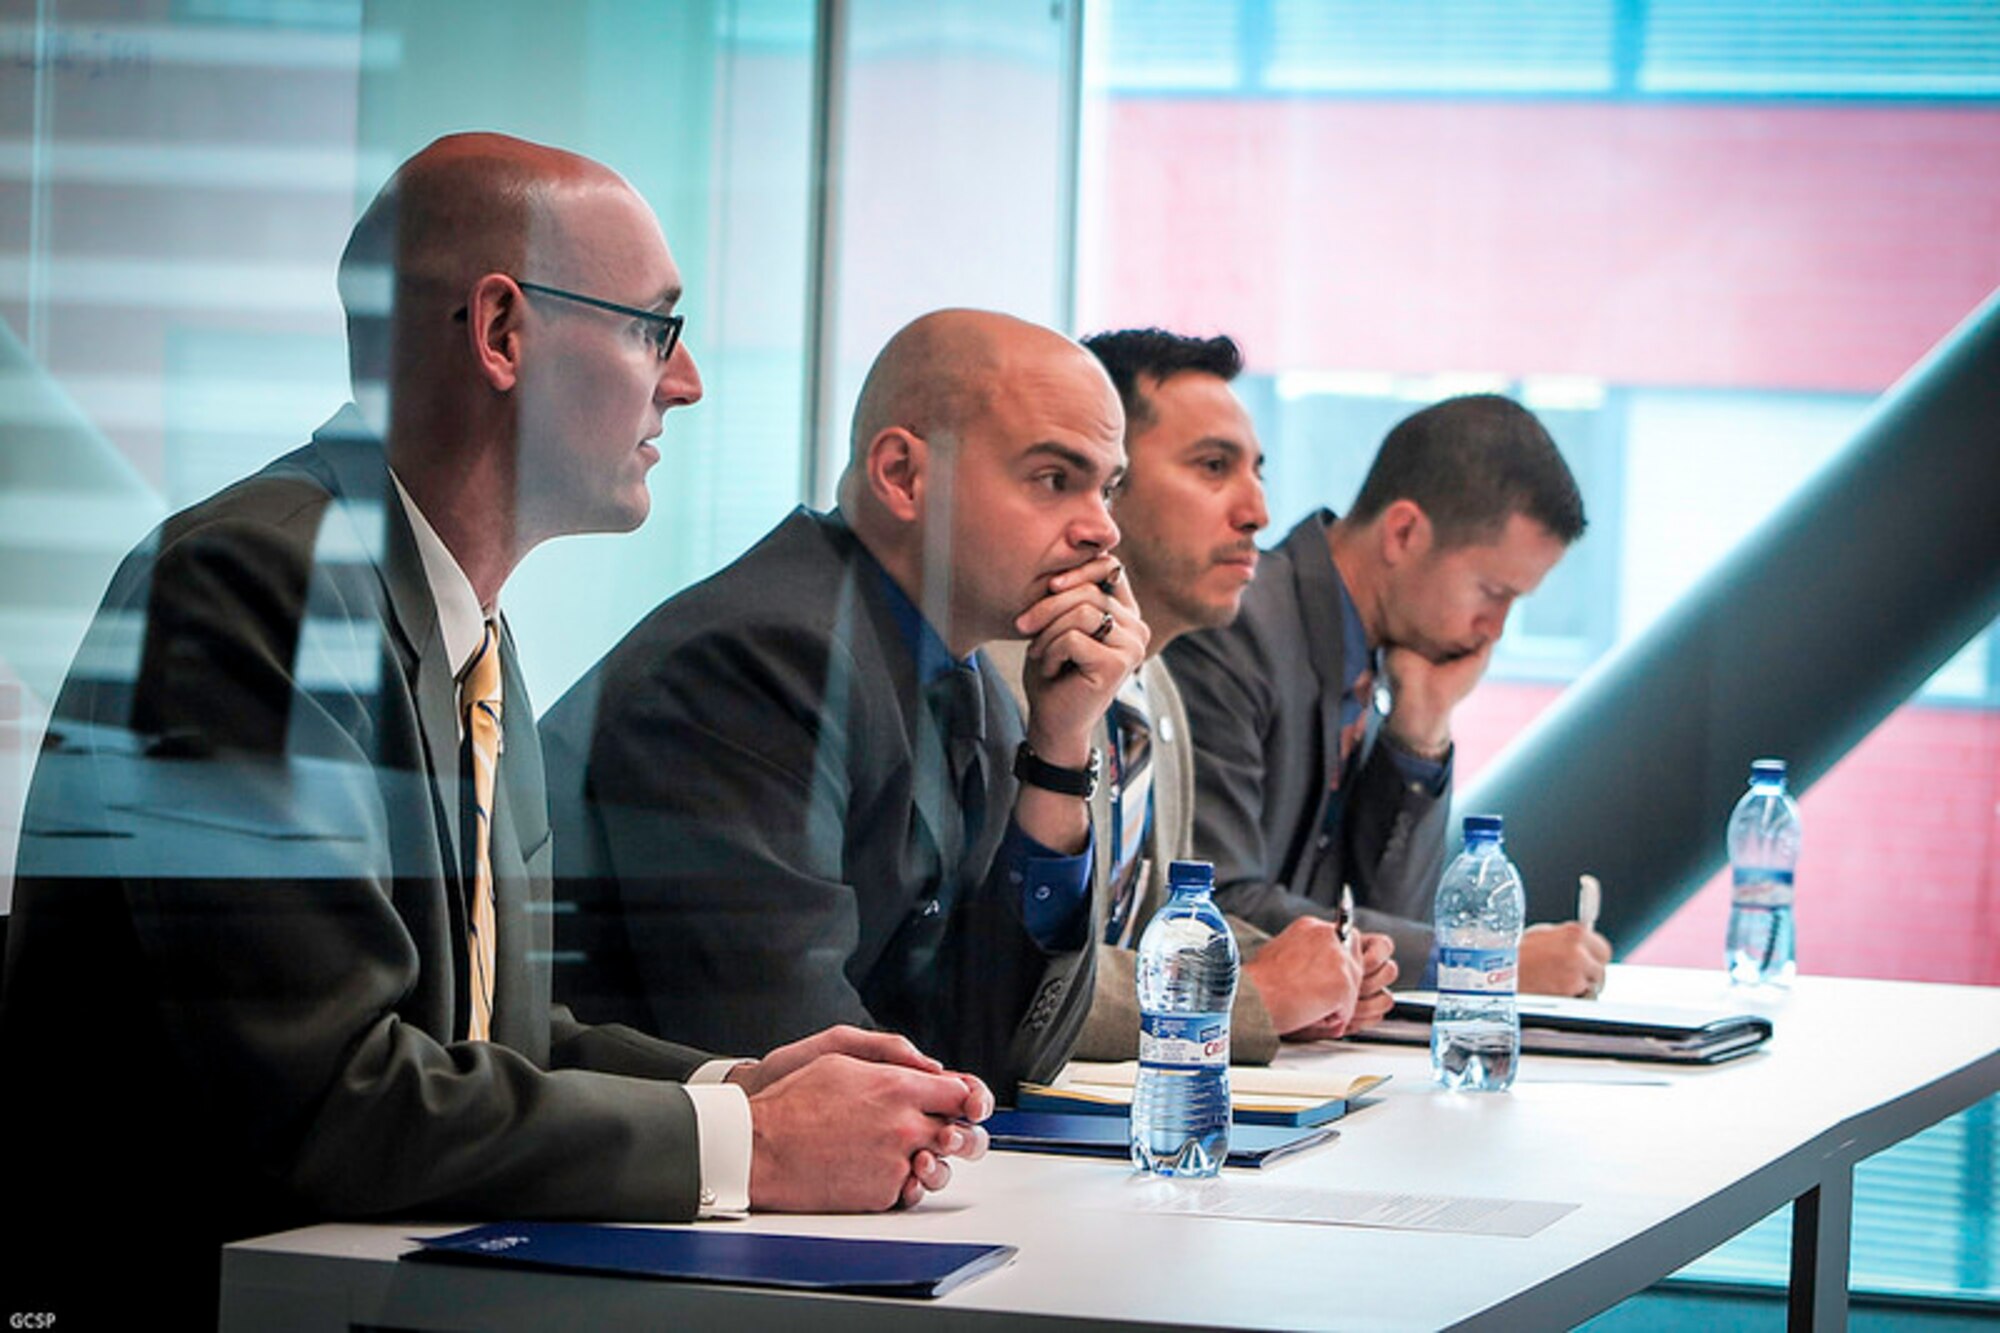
[730,1026,992,1212]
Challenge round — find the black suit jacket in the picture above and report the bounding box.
[0,412,709,1323]
[1163,510,1449,965]
[542,507,1092,1092]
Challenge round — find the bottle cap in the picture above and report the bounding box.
[1167,859,1215,888]
[1750,758,1788,782]
[1462,814,1504,839]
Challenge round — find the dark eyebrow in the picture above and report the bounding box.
[1023,441,1104,477]
[647,283,683,312]
[1023,441,1124,493]
[1191,436,1266,470]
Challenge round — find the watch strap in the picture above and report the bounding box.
[1012,741,1101,799]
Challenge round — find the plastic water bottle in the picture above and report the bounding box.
[1130,860,1238,1176]
[1431,815,1523,1092]
[1726,758,1801,990]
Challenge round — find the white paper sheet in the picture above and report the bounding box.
[1118,1180,1578,1238]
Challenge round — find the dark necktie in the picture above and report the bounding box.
[1320,658,1376,851]
[926,663,988,878]
[1333,660,1375,789]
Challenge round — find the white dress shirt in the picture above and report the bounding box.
[391,471,753,1214]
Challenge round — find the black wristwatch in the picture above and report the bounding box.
[1012,741,1102,800]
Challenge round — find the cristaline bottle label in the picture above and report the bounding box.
[1730,867,1795,906]
[1436,947,1518,996]
[1138,1012,1229,1067]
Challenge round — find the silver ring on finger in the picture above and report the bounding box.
[1091,609,1115,642]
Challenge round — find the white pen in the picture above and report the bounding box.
[1577,873,1602,935]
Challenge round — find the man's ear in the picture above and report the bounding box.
[1377,498,1431,567]
[865,427,928,523]
[465,273,525,392]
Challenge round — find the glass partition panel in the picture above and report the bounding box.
[1078,0,2000,1308]
[0,0,818,892]
[812,0,1076,501]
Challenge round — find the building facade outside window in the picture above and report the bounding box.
[1075,0,2000,1305]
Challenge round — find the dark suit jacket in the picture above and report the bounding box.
[1163,510,1448,967]
[542,507,1092,1093]
[0,412,709,1324]
[987,646,1281,1064]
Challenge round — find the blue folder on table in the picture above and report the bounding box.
[405,1222,1015,1299]
[985,1109,1337,1167]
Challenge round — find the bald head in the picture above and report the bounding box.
[838,309,1125,654]
[841,309,1112,512]
[333,134,697,600]
[847,309,1007,462]
[338,132,635,388]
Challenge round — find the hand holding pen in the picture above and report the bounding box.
[1577,874,1603,998]
[1255,885,1396,1041]
[1516,874,1613,998]
[1342,884,1400,1033]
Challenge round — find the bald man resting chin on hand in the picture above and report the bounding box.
[544,308,1148,1094]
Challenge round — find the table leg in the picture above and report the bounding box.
[1788,1162,1852,1331]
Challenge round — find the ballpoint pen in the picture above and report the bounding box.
[1578,874,1603,998]
[1337,883,1356,947]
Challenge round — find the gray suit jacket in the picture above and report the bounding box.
[1163,510,1449,969]
[542,508,1093,1093]
[986,648,1281,1065]
[0,413,708,1324]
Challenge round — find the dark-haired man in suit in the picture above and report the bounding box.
[1166,393,1611,994]
[993,327,1400,1063]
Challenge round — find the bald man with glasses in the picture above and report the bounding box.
[0,134,990,1325]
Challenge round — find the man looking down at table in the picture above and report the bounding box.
[1165,393,1612,995]
[543,308,1147,1093]
[991,327,1399,1062]
[0,133,989,1326]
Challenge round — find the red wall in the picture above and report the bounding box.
[1454,682,2000,986]
[1090,100,2000,393]
[1092,95,2000,986]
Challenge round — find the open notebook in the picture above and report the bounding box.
[1018,1061,1390,1127]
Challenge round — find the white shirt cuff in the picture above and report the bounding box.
[689,1058,751,1084]
[684,1082,753,1217]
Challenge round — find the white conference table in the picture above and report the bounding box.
[221,966,2000,1331]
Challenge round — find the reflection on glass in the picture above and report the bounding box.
[0,0,820,824]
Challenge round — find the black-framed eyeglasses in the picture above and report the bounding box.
[514,279,685,364]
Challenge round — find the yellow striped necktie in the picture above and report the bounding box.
[459,619,504,1042]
